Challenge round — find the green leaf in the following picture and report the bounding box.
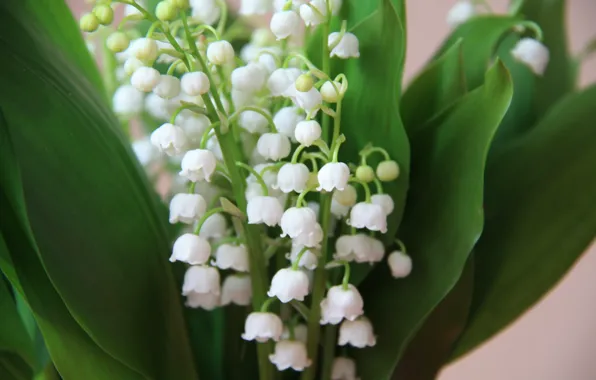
[392,258,474,380]
[0,1,197,378]
[452,85,596,359]
[0,352,32,380]
[0,277,34,374]
[354,62,513,379]
[434,16,521,90]
[340,0,409,243]
[401,40,466,134]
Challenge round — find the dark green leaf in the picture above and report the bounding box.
[452,85,596,359]
[0,1,197,378]
[354,62,513,379]
[0,352,32,380]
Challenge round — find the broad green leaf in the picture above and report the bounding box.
[519,0,576,117]
[452,85,596,359]
[340,0,409,245]
[392,258,474,380]
[354,62,513,379]
[0,277,34,374]
[401,40,466,133]
[435,16,521,90]
[0,2,197,378]
[0,352,32,380]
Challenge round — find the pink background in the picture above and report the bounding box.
[70,0,596,379]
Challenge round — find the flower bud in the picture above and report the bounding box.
[80,13,100,32]
[328,32,360,59]
[153,74,181,99]
[124,57,144,76]
[511,38,550,76]
[106,31,130,53]
[269,340,312,371]
[376,160,400,181]
[181,72,210,96]
[338,317,376,348]
[295,74,314,92]
[112,85,144,117]
[355,165,375,183]
[270,10,302,40]
[221,275,252,306]
[320,80,343,103]
[387,250,412,278]
[283,84,323,115]
[268,268,310,303]
[446,1,476,28]
[242,312,284,342]
[133,38,159,62]
[93,4,114,25]
[207,40,235,65]
[182,265,221,295]
[156,1,177,21]
[333,185,357,207]
[169,0,190,9]
[257,133,292,161]
[170,233,211,265]
[131,66,161,92]
[191,0,221,25]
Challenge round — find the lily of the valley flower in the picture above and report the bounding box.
[289,244,319,270]
[270,10,302,40]
[182,265,221,295]
[131,66,161,92]
[274,106,305,139]
[331,356,359,380]
[371,194,395,216]
[207,40,235,65]
[511,38,550,76]
[180,149,217,182]
[113,85,144,116]
[232,63,267,93]
[334,234,384,264]
[268,267,311,303]
[280,207,319,238]
[257,133,292,160]
[269,340,312,371]
[283,84,323,115]
[299,0,327,27]
[181,71,210,96]
[268,68,302,96]
[150,123,188,156]
[153,74,180,99]
[221,275,252,306]
[446,1,476,28]
[198,213,228,239]
[317,162,350,192]
[348,202,388,233]
[185,291,220,310]
[338,317,377,348]
[239,109,270,134]
[191,0,221,25]
[240,0,272,15]
[169,193,206,224]
[247,196,284,226]
[387,250,413,278]
[328,32,360,59]
[132,37,158,62]
[276,163,310,193]
[320,284,364,325]
[293,223,324,248]
[242,312,284,342]
[170,233,211,265]
[294,120,322,147]
[212,244,250,272]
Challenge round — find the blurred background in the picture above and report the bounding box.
[69,0,596,379]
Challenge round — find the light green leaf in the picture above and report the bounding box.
[0,1,197,378]
[354,62,513,379]
[452,85,596,359]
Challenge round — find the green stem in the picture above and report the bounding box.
[188,181,196,194]
[200,122,219,149]
[320,325,338,380]
[194,207,225,234]
[295,185,317,208]
[290,300,311,320]
[291,247,309,270]
[395,238,407,254]
[236,162,269,196]
[291,145,307,164]
[212,236,244,249]
[349,177,372,202]
[170,103,208,124]
[340,260,350,289]
[373,177,384,194]
[229,106,277,132]
[260,297,277,312]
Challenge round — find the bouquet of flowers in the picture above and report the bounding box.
[1,0,594,379]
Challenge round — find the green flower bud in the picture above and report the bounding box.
[355,165,375,183]
[106,31,130,53]
[376,160,400,182]
[168,0,190,9]
[295,74,314,93]
[156,1,177,21]
[79,12,100,33]
[320,81,342,103]
[93,4,114,25]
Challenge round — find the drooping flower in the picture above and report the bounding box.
[231,63,267,93]
[150,123,188,156]
[371,194,395,216]
[131,66,161,92]
[185,291,220,310]
[257,133,292,161]
[333,234,384,264]
[180,149,217,182]
[242,312,284,342]
[132,37,158,62]
[280,207,319,238]
[274,107,305,139]
[328,32,360,59]
[331,356,359,380]
[511,38,550,76]
[299,0,327,27]
[212,244,250,272]
[348,202,387,233]
[239,109,270,134]
[153,74,181,99]
[268,68,302,96]
[113,85,144,117]
[317,162,350,192]
[289,244,319,270]
[387,250,412,278]
[182,265,221,295]
[206,40,235,65]
[446,1,476,28]
[169,193,206,224]
[338,317,376,348]
[132,138,159,166]
[190,0,221,25]
[268,268,311,303]
[181,71,210,96]
[269,340,312,371]
[276,163,310,193]
[294,120,322,147]
[240,0,272,15]
[283,84,323,115]
[270,11,302,40]
[221,275,252,306]
[175,112,211,143]
[320,80,344,103]
[170,233,211,265]
[247,196,284,226]
[320,284,364,325]
[198,213,228,239]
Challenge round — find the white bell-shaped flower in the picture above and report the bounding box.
[257,53,278,74]
[317,162,350,192]
[242,312,284,342]
[245,181,264,202]
[212,244,249,272]
[331,198,351,218]
[280,207,318,238]
[257,133,291,161]
[231,63,267,93]
[283,84,323,115]
[153,74,181,99]
[132,37,158,62]
[240,0,272,15]
[299,0,328,26]
[294,120,322,147]
[113,85,144,116]
[276,163,310,193]
[511,38,550,76]
[250,163,279,189]
[387,250,412,278]
[268,68,302,96]
[180,149,217,182]
[293,223,324,248]
[221,275,252,306]
[270,11,302,40]
[181,72,210,96]
[268,268,310,303]
[198,213,227,239]
[150,123,188,156]
[145,93,174,121]
[169,193,206,224]
[182,265,221,295]
[320,284,364,325]
[269,340,312,371]
[371,194,395,215]
[274,107,305,139]
[331,356,358,380]
[239,109,270,134]
[338,317,376,348]
[247,196,284,226]
[348,202,387,233]
[334,234,369,262]
[132,138,159,166]
[328,32,360,59]
[131,66,161,92]
[191,0,221,24]
[170,233,211,265]
[289,244,319,270]
[175,113,211,144]
[446,1,476,28]
[281,323,308,343]
[207,40,235,65]
[185,291,220,310]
